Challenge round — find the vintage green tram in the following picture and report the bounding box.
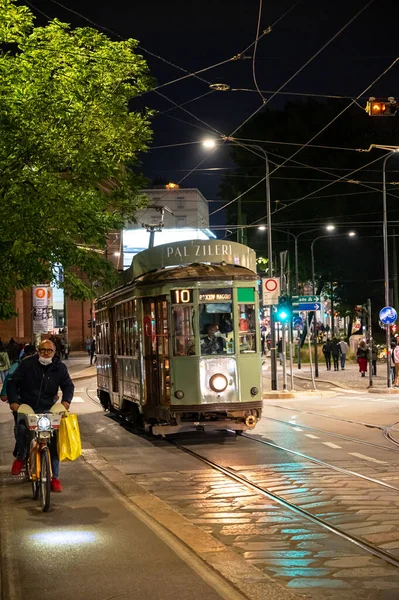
[95,239,262,435]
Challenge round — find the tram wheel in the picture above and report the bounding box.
[234,430,243,436]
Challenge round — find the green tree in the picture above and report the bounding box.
[0,0,153,318]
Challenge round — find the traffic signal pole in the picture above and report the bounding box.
[282,323,287,391]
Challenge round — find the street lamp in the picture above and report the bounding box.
[311,231,356,294]
[203,137,277,389]
[364,145,399,388]
[270,225,335,294]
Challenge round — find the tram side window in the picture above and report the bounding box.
[173,305,196,356]
[238,304,257,353]
[199,303,234,355]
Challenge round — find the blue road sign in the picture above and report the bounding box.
[297,302,321,311]
[379,306,397,325]
[293,316,303,330]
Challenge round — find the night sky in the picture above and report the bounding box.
[30,0,399,204]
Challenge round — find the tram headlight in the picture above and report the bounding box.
[37,416,51,431]
[209,374,228,393]
[174,390,185,399]
[250,387,259,396]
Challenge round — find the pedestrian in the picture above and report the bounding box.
[90,338,96,365]
[7,339,74,492]
[322,339,332,371]
[7,338,19,363]
[393,340,399,387]
[277,338,283,365]
[85,336,91,355]
[357,340,368,377]
[371,341,377,376]
[0,344,11,383]
[331,338,341,371]
[339,338,349,370]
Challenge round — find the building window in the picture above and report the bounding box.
[177,196,185,209]
[176,216,186,227]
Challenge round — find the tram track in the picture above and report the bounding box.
[170,439,399,570]
[263,415,399,453]
[239,432,399,491]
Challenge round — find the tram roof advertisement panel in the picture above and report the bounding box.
[129,240,257,279]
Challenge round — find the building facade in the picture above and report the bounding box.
[0,185,213,350]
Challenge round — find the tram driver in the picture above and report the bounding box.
[201,324,227,355]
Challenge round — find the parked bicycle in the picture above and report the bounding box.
[18,403,65,512]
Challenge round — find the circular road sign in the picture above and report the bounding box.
[293,316,303,331]
[379,306,397,326]
[264,278,278,292]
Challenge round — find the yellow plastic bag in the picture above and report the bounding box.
[57,413,82,461]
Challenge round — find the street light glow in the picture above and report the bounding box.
[258,225,266,231]
[326,224,335,231]
[202,139,216,149]
[348,231,356,237]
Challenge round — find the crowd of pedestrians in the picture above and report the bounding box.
[322,337,378,378]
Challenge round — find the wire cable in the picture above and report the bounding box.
[252,0,268,104]
[228,0,376,137]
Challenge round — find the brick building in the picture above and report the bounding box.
[0,184,212,350]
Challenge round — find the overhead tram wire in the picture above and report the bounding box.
[252,0,268,104]
[213,50,399,220]
[228,0,376,138]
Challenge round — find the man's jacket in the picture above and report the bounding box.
[6,355,74,411]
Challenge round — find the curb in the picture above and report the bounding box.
[263,392,295,399]
[82,446,300,600]
[368,387,399,395]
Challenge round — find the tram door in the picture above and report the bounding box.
[142,298,170,406]
[109,306,119,394]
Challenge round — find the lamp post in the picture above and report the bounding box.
[310,231,356,377]
[270,225,335,294]
[203,138,277,389]
[363,144,399,388]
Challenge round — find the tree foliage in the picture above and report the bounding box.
[0,0,153,318]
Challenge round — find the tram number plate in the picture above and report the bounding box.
[172,289,193,304]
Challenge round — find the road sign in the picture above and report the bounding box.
[292,295,320,304]
[293,316,303,330]
[297,302,321,312]
[379,306,397,325]
[262,277,280,305]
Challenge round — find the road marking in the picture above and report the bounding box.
[323,442,341,449]
[293,427,303,431]
[72,396,85,403]
[95,426,106,433]
[349,452,387,464]
[305,434,319,439]
[330,404,348,408]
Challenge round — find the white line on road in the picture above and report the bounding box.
[293,427,303,431]
[329,404,349,408]
[72,396,85,403]
[305,434,319,439]
[323,442,342,449]
[349,452,387,464]
[95,427,106,433]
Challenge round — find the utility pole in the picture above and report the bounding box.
[331,276,334,337]
[393,228,399,311]
[367,298,373,388]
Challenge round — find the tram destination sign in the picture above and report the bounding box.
[129,240,257,279]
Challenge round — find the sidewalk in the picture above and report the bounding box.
[262,357,390,391]
[62,351,96,380]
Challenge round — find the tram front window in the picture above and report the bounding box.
[199,302,234,355]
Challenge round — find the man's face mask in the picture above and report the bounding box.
[38,356,53,365]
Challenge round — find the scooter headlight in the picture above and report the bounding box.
[37,416,51,431]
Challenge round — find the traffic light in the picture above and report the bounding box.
[276,295,292,323]
[87,319,95,328]
[366,97,397,117]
